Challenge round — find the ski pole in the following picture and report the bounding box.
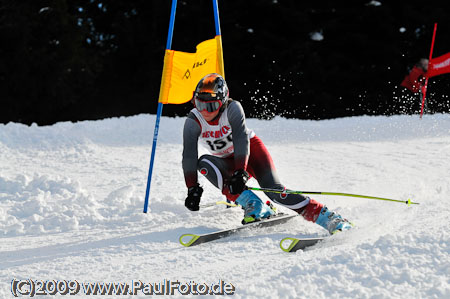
[247,186,419,205]
[200,200,238,209]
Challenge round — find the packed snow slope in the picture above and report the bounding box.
[1,113,449,298]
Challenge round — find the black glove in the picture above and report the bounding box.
[185,184,203,211]
[228,169,249,194]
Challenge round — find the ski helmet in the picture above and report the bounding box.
[193,73,229,113]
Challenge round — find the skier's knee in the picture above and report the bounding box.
[197,155,213,173]
[197,155,223,190]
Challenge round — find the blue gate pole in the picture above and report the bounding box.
[212,0,221,35]
[143,0,178,213]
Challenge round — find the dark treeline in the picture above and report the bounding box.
[1,0,449,125]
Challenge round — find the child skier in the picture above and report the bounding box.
[182,73,352,234]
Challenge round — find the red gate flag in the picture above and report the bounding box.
[427,52,450,78]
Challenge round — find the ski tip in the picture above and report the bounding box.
[279,237,299,253]
[179,234,200,247]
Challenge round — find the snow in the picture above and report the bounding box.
[1,113,450,298]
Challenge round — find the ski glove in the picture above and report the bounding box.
[185,184,203,211]
[228,169,249,194]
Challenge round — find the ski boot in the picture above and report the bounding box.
[315,206,353,234]
[235,190,276,224]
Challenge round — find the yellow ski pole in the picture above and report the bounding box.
[247,187,419,205]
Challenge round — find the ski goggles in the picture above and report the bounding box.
[194,93,223,113]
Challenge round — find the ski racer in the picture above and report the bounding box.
[182,73,352,234]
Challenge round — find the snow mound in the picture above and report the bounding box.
[0,175,101,235]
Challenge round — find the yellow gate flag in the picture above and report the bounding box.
[158,36,225,104]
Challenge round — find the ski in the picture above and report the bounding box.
[279,236,326,252]
[179,213,297,247]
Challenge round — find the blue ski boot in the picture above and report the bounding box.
[315,206,353,234]
[235,190,276,224]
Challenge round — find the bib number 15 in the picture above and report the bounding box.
[206,135,233,151]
